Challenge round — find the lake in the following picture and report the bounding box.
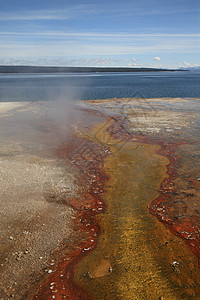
[0,71,199,102]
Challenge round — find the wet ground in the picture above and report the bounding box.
[1,98,200,299]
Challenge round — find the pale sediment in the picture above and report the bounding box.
[0,102,79,299]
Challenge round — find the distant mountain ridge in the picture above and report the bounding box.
[0,65,181,73]
[184,67,200,71]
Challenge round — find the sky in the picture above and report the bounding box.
[0,0,200,69]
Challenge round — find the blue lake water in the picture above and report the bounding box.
[0,71,199,102]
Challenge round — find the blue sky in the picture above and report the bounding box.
[0,0,200,68]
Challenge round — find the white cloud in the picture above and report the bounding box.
[0,5,96,21]
[0,39,199,58]
[1,32,200,38]
[0,57,142,68]
[1,31,199,56]
[0,31,200,65]
[1,56,199,70]
[153,56,161,61]
[183,61,190,66]
[1,3,200,22]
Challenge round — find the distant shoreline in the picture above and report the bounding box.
[0,66,184,74]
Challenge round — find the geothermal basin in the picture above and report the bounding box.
[1,98,200,299]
